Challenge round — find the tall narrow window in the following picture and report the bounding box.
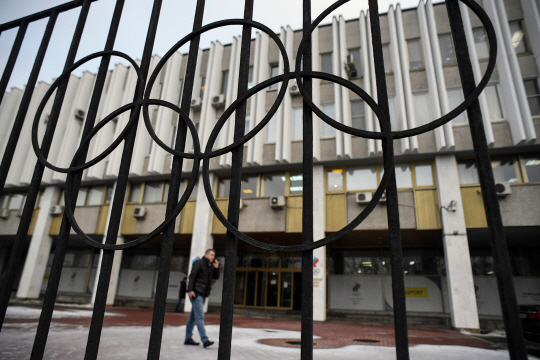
[244,114,250,136]
[382,44,392,73]
[265,113,277,143]
[220,70,229,95]
[351,100,365,130]
[508,20,529,54]
[524,79,540,116]
[387,96,398,131]
[293,107,303,140]
[248,65,254,89]
[199,75,206,98]
[438,34,456,65]
[407,39,423,70]
[269,64,279,90]
[447,88,467,125]
[143,182,164,203]
[320,53,333,74]
[321,103,335,137]
[484,84,503,120]
[413,93,432,126]
[347,48,361,77]
[473,28,489,60]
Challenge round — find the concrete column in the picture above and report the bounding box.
[313,165,327,321]
[17,186,60,299]
[184,173,216,313]
[435,155,479,330]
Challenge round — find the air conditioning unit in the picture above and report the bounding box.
[49,205,64,215]
[133,206,147,218]
[289,80,301,96]
[345,54,357,78]
[0,209,9,219]
[355,192,372,204]
[211,94,225,109]
[75,109,85,121]
[269,195,285,208]
[495,182,511,197]
[190,97,202,109]
[44,114,50,124]
[379,191,387,202]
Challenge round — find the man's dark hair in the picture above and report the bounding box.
[205,249,215,255]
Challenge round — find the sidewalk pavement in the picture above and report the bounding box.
[1,304,536,359]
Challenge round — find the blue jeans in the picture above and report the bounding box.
[185,295,208,343]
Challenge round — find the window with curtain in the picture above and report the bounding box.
[321,103,335,137]
[346,166,377,191]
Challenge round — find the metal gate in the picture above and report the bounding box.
[0,0,528,359]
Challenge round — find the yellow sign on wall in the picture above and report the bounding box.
[405,287,428,298]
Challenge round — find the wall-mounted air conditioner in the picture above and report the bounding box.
[289,80,300,96]
[190,97,202,110]
[495,182,511,197]
[270,196,285,209]
[355,192,372,204]
[133,206,147,218]
[75,109,85,121]
[49,205,64,215]
[211,94,225,109]
[345,54,357,78]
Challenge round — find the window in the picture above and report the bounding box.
[265,113,277,143]
[327,169,343,191]
[415,163,434,187]
[218,175,258,199]
[351,100,365,130]
[320,52,333,73]
[262,173,285,197]
[104,186,113,204]
[268,64,279,90]
[407,39,423,70]
[380,164,413,188]
[321,103,335,137]
[199,76,206,98]
[185,180,198,200]
[347,166,378,191]
[382,44,392,73]
[438,34,456,65]
[86,186,104,206]
[484,84,503,120]
[248,66,254,89]
[413,93,432,126]
[129,184,142,203]
[8,193,24,210]
[220,70,229,95]
[244,114,250,136]
[447,88,467,125]
[293,107,303,140]
[508,20,528,54]
[522,155,540,182]
[473,27,489,60]
[348,48,361,77]
[458,157,519,184]
[289,172,303,195]
[387,96,398,130]
[76,188,88,207]
[143,181,164,203]
[524,79,540,116]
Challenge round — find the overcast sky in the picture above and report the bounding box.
[0,0,431,89]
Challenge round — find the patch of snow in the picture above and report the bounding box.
[460,329,507,338]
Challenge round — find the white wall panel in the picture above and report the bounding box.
[332,17,344,158]
[312,27,322,161]
[360,11,376,157]
[247,34,261,165]
[366,12,383,155]
[274,29,287,163]
[0,88,23,159]
[220,37,239,167]
[339,16,353,159]
[252,33,270,166]
[281,26,294,163]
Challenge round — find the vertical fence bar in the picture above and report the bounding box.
[0,12,57,330]
[0,21,27,109]
[445,1,527,359]
[147,0,205,358]
[301,0,314,359]
[368,1,410,359]
[217,1,253,359]
[30,1,125,358]
[84,1,162,359]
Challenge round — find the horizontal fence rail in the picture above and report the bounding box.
[0,0,528,359]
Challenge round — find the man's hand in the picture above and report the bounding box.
[188,291,195,299]
[213,260,219,268]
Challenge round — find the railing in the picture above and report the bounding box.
[0,0,528,359]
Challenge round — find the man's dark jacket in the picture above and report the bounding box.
[187,256,220,298]
[179,280,187,299]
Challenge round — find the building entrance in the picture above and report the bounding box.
[233,254,302,310]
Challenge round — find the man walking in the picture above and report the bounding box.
[184,249,220,348]
[174,277,187,313]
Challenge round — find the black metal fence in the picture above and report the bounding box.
[0,0,528,359]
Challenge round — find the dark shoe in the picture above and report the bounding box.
[184,338,199,346]
[203,340,214,348]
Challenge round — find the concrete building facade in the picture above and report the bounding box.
[1,0,540,331]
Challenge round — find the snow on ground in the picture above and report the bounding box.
[1,323,534,360]
[5,306,124,319]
